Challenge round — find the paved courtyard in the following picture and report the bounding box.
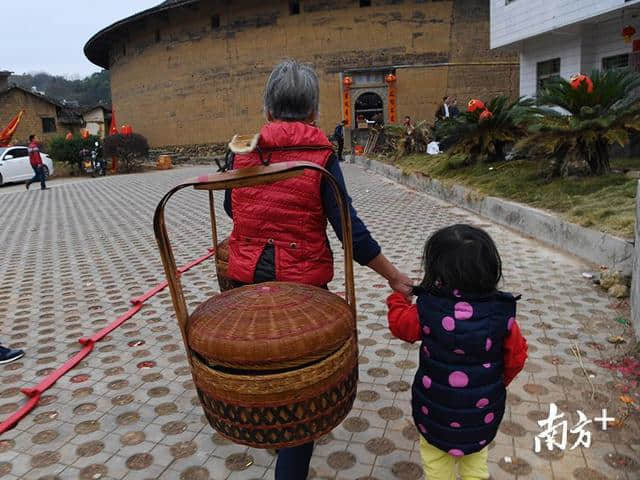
[0,164,637,480]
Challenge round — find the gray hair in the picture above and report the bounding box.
[263,60,319,121]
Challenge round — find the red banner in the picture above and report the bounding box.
[386,74,397,124]
[0,110,24,147]
[342,77,352,127]
[109,108,119,135]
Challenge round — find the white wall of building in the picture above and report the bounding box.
[583,16,634,70]
[83,108,107,138]
[520,34,582,97]
[518,16,634,97]
[491,0,640,49]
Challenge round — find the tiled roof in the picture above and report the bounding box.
[84,0,200,69]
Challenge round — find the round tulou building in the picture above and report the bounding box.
[85,0,518,151]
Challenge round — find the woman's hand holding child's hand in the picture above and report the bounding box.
[389,271,413,296]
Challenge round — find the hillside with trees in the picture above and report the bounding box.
[10,70,111,107]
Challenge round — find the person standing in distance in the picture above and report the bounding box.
[333,119,347,162]
[26,134,48,190]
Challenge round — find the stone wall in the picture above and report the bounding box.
[0,89,59,144]
[149,143,227,164]
[105,0,518,148]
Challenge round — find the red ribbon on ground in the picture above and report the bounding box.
[0,249,215,435]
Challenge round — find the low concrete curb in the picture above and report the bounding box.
[631,181,640,334]
[349,155,635,276]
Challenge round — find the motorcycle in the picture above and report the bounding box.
[80,142,106,177]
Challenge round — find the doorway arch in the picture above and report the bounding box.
[354,91,384,127]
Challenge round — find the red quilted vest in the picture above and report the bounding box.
[227,121,334,286]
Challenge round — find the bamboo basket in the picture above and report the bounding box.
[214,237,233,292]
[154,161,358,449]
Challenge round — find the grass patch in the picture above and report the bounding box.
[385,154,638,239]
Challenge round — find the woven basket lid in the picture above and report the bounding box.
[187,282,354,370]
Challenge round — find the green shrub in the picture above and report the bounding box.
[47,135,102,175]
[434,96,536,164]
[103,133,149,173]
[518,69,640,176]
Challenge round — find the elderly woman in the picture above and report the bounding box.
[223,59,411,479]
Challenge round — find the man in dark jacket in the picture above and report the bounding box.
[435,96,451,122]
[333,120,347,161]
[449,98,460,118]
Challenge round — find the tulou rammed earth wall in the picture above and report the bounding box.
[88,0,518,148]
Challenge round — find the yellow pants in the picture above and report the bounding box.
[419,437,489,480]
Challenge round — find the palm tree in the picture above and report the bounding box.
[434,96,536,164]
[518,69,640,176]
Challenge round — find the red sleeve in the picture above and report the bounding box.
[503,319,528,386]
[386,292,421,343]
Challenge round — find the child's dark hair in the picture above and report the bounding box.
[419,224,502,294]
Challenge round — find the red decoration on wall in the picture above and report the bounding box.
[386,73,397,124]
[342,76,352,127]
[623,25,636,44]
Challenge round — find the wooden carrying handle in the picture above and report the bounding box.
[153,161,356,343]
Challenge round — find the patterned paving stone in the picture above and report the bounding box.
[0,165,636,479]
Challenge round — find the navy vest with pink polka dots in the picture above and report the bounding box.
[412,288,517,457]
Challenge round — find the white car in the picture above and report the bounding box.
[0,146,54,186]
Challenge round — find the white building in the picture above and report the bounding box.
[491,0,640,97]
[82,106,111,139]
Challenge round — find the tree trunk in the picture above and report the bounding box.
[583,139,610,175]
[489,141,506,163]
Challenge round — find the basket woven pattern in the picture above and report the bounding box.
[188,282,354,370]
[195,356,357,448]
[215,238,234,292]
[191,334,357,400]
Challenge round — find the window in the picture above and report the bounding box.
[505,0,516,4]
[211,14,220,29]
[122,44,126,56]
[8,147,28,158]
[360,0,371,6]
[602,54,629,71]
[289,1,300,15]
[42,117,56,133]
[536,58,560,94]
[155,30,161,43]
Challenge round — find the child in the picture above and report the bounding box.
[387,224,528,480]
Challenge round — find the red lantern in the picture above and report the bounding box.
[65,132,73,141]
[385,73,397,84]
[623,25,636,43]
[467,99,486,113]
[479,110,493,122]
[81,130,89,139]
[342,76,353,87]
[570,74,594,94]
